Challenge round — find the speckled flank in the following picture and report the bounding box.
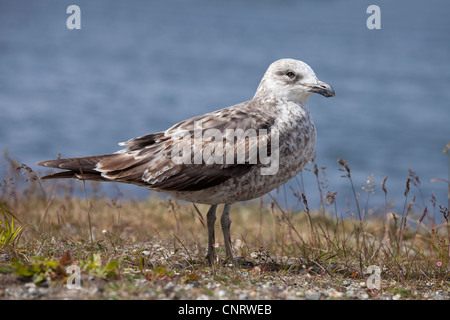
[167,99,316,204]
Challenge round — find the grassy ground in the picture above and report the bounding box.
[0,151,449,300]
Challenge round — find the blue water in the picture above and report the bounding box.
[1,0,449,218]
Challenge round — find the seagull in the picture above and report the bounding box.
[37,59,334,265]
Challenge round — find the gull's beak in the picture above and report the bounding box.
[307,81,335,98]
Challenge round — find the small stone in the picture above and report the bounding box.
[24,282,36,288]
[434,293,444,300]
[330,290,344,298]
[305,291,321,300]
[238,292,250,300]
[0,254,11,261]
[392,294,401,300]
[163,282,175,292]
[28,287,38,296]
[216,290,227,298]
[346,290,358,299]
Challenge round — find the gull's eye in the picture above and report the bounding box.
[286,71,296,79]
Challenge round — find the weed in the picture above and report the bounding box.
[0,202,27,250]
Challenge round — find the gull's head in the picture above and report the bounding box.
[254,59,335,104]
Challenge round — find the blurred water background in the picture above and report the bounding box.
[1,0,449,219]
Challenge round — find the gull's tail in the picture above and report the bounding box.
[36,155,115,181]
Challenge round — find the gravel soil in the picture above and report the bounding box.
[1,241,448,301]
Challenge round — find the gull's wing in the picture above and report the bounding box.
[38,99,276,192]
[99,100,276,191]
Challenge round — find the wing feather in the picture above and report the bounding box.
[37,99,276,192]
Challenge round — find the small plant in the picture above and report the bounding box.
[12,257,66,285]
[79,253,119,279]
[0,201,27,250]
[144,266,175,281]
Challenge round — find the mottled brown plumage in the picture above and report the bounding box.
[37,59,334,264]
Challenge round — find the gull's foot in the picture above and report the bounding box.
[205,252,216,266]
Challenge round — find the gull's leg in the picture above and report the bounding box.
[220,204,234,263]
[205,204,218,265]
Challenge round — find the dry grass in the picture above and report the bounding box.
[0,149,449,299]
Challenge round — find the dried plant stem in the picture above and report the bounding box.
[313,163,330,243]
[338,158,366,256]
[78,159,94,244]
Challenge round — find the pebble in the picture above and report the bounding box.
[25,283,38,296]
[295,291,305,297]
[305,291,321,300]
[361,293,369,299]
[345,290,359,299]
[216,290,227,299]
[434,293,445,300]
[342,280,351,286]
[330,290,344,298]
[0,254,11,261]
[163,282,175,292]
[238,292,250,300]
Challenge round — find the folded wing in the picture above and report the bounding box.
[37,100,276,192]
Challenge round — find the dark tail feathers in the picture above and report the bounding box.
[36,154,115,180]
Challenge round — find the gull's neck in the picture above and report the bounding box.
[253,80,311,106]
[253,89,310,111]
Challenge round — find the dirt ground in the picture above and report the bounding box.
[1,240,448,301]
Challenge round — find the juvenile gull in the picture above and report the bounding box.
[37,59,334,264]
